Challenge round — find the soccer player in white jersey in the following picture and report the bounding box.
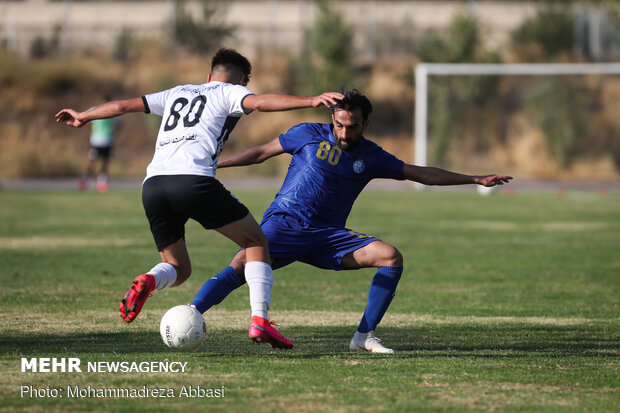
[55,48,343,348]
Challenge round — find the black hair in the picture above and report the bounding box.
[211,48,252,84]
[332,89,373,121]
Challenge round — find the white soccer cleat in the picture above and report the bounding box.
[349,330,395,354]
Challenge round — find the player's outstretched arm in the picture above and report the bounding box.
[218,138,285,168]
[55,97,145,128]
[242,92,343,112]
[403,164,513,186]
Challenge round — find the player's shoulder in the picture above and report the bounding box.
[358,136,385,153]
[279,122,330,151]
[356,137,401,161]
[286,122,329,135]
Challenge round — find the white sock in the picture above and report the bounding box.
[148,262,177,290]
[245,261,272,319]
[354,331,373,341]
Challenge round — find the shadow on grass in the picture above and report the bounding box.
[2,323,618,358]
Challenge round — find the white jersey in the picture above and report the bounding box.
[143,81,253,179]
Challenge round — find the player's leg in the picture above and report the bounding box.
[120,239,190,322]
[96,148,110,193]
[342,241,403,354]
[158,237,191,287]
[191,249,247,313]
[120,176,189,322]
[215,214,293,349]
[215,213,270,317]
[297,228,400,352]
[191,214,300,314]
[341,240,403,269]
[79,148,97,190]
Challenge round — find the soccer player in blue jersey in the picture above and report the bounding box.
[191,89,512,353]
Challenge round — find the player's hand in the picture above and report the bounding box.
[476,175,513,187]
[55,109,86,128]
[311,92,344,108]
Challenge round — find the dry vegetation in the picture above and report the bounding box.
[0,48,618,181]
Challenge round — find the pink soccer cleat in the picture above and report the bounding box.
[120,274,155,323]
[248,316,294,349]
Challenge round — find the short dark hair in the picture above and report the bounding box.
[211,48,252,84]
[332,89,373,121]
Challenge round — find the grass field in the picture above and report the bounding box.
[0,185,618,412]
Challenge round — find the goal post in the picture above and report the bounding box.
[413,62,620,185]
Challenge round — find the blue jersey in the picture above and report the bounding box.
[263,122,405,228]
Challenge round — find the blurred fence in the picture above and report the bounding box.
[0,0,542,59]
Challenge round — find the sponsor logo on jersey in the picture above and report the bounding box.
[353,159,365,173]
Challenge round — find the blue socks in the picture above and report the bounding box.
[192,265,403,328]
[357,266,403,334]
[191,266,244,313]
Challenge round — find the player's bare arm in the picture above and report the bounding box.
[403,164,513,186]
[218,138,285,168]
[55,97,145,128]
[242,92,344,112]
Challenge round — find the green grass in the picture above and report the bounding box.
[1,186,619,412]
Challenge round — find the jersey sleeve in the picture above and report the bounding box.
[142,86,180,116]
[223,84,254,117]
[372,147,405,180]
[278,123,315,154]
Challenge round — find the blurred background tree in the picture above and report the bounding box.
[510,7,574,61]
[173,0,233,55]
[524,77,590,169]
[291,0,356,95]
[416,12,499,166]
[1,0,620,180]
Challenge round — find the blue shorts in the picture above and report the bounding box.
[260,212,379,271]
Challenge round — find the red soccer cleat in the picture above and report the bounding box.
[248,316,294,349]
[120,274,155,323]
[96,181,108,193]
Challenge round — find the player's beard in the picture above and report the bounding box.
[337,136,361,151]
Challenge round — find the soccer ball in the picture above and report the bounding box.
[160,305,206,351]
[477,185,495,196]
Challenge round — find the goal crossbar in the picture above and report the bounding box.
[413,62,620,174]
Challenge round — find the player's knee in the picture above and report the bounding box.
[229,251,247,274]
[382,246,403,267]
[244,230,269,250]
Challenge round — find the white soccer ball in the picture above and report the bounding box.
[160,305,206,351]
[477,185,495,196]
